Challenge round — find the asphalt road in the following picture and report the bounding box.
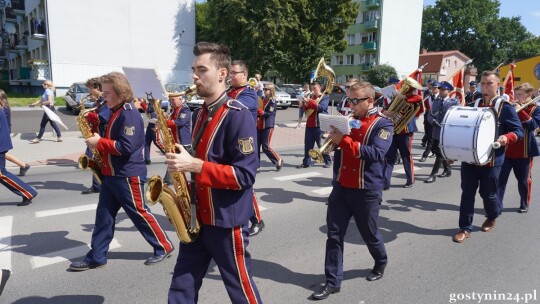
[2,105,540,303]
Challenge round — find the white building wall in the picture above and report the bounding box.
[46,0,195,93]
[378,0,423,78]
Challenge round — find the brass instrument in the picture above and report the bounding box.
[145,97,200,243]
[305,57,336,117]
[515,95,540,113]
[76,102,103,184]
[248,77,258,88]
[385,76,423,133]
[309,113,353,163]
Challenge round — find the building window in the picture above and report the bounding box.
[367,32,377,42]
[445,59,450,67]
[347,34,355,45]
[336,55,343,65]
[454,60,458,67]
[346,55,354,65]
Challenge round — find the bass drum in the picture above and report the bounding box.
[440,106,497,165]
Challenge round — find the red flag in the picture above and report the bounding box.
[503,63,515,102]
[396,66,424,115]
[449,70,465,105]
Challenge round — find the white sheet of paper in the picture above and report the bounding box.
[319,114,351,134]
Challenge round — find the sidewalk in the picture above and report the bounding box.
[7,123,307,169]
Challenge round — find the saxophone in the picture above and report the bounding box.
[145,98,200,243]
[76,98,103,184]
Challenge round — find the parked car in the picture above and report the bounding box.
[329,84,346,107]
[63,82,94,115]
[186,94,205,111]
[260,81,292,109]
[281,84,303,107]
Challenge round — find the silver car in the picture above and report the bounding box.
[260,81,292,109]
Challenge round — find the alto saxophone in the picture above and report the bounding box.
[76,99,103,184]
[145,98,200,243]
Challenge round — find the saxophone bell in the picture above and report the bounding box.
[78,154,103,184]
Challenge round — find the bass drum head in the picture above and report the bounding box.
[440,106,480,163]
[475,108,497,165]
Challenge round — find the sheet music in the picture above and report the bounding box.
[319,114,351,134]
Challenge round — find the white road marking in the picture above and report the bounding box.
[274,172,321,181]
[312,187,333,196]
[393,166,422,174]
[0,216,13,271]
[258,205,267,211]
[35,204,97,218]
[31,238,121,269]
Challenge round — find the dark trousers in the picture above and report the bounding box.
[36,109,61,139]
[303,127,331,166]
[384,133,414,187]
[257,128,280,165]
[459,163,501,232]
[168,224,262,304]
[144,123,162,162]
[421,120,433,158]
[85,176,173,265]
[428,139,449,176]
[85,147,101,190]
[324,183,387,288]
[249,191,262,225]
[498,157,533,210]
[0,152,37,200]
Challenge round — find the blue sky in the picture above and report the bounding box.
[424,0,540,36]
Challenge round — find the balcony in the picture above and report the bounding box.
[363,42,377,52]
[360,63,372,72]
[366,0,380,9]
[363,19,378,31]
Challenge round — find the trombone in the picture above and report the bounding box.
[515,95,540,113]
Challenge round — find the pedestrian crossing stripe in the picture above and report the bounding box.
[0,216,13,271]
[273,172,321,181]
[35,204,97,218]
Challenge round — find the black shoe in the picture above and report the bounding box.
[249,220,265,236]
[0,269,10,296]
[424,175,436,183]
[429,153,435,158]
[366,266,385,281]
[17,197,33,206]
[256,168,261,173]
[276,159,283,171]
[311,283,340,300]
[296,164,310,169]
[18,164,31,176]
[145,159,151,165]
[419,157,426,162]
[81,187,99,195]
[69,261,106,272]
[438,170,452,178]
[518,207,528,213]
[421,142,426,147]
[403,182,413,188]
[144,250,174,265]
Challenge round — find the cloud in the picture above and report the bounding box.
[533,11,540,17]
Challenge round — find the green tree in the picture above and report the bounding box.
[196,0,358,82]
[366,64,397,88]
[421,0,540,72]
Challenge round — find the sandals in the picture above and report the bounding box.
[29,138,41,144]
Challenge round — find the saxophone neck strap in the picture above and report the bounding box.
[191,94,228,156]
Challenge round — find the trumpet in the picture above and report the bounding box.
[248,77,258,88]
[515,96,540,113]
[308,113,354,163]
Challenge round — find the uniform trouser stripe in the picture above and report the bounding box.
[128,177,173,253]
[408,133,415,183]
[0,152,36,199]
[527,158,534,206]
[0,175,34,199]
[252,191,262,222]
[232,227,259,304]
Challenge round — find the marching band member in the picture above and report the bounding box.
[453,71,523,243]
[465,81,482,104]
[419,81,440,162]
[424,81,459,183]
[140,97,162,165]
[227,60,265,236]
[162,91,192,185]
[257,83,283,171]
[0,95,38,206]
[297,80,332,168]
[498,83,540,213]
[81,77,110,194]
[296,83,310,129]
[166,42,262,304]
[420,79,434,147]
[0,90,31,176]
[311,81,392,300]
[337,78,359,116]
[383,77,422,189]
[70,72,174,271]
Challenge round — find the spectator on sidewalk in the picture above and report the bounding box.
[29,80,63,143]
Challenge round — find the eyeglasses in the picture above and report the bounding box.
[263,88,270,91]
[346,96,370,105]
[229,70,245,76]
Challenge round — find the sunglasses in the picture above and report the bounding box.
[346,96,370,105]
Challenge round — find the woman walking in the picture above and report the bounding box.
[29,80,62,143]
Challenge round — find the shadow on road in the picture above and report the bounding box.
[12,295,105,304]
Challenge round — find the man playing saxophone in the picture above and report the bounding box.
[69,72,174,271]
[81,77,110,194]
[166,42,262,304]
[311,81,393,300]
